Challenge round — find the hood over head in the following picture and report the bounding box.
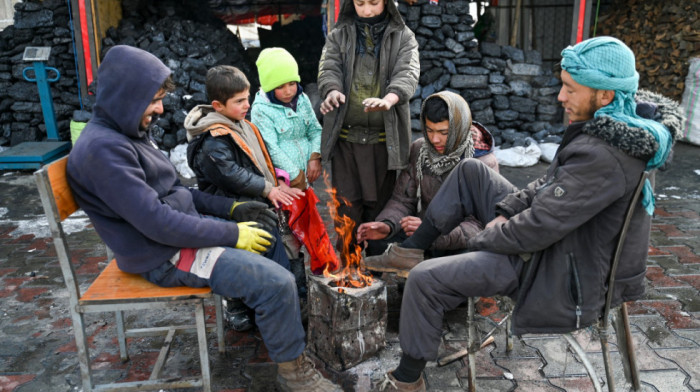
[336,0,404,29]
[415,91,475,213]
[93,45,171,139]
[420,91,473,156]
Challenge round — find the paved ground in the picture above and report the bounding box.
[0,142,698,392]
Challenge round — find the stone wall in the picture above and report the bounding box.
[399,0,564,147]
[100,0,255,150]
[0,0,567,151]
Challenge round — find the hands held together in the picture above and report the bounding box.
[267,183,304,208]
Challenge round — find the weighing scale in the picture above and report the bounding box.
[0,46,71,170]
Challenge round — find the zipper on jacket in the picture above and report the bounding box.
[568,252,583,329]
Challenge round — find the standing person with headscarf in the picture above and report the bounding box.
[356,92,498,269]
[317,0,419,256]
[367,37,684,391]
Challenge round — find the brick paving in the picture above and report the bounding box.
[0,143,699,391]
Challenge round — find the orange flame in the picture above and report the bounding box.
[322,172,373,288]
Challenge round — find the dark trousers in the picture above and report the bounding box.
[331,140,396,252]
[142,226,304,363]
[399,159,523,361]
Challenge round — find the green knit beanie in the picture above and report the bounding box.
[256,47,301,93]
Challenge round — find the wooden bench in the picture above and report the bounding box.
[35,155,225,392]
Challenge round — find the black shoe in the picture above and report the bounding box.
[225,298,254,332]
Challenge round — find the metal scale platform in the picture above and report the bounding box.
[0,47,71,170]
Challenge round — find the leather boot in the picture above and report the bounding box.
[277,353,343,392]
[224,298,254,332]
[362,243,424,278]
[375,371,426,391]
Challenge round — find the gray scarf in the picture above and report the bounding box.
[416,91,474,213]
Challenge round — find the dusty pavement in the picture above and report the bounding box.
[0,141,698,392]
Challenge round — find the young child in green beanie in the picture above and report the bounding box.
[251,47,323,191]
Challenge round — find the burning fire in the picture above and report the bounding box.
[322,172,373,288]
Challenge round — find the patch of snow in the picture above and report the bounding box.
[694,169,700,176]
[664,186,680,190]
[0,211,91,238]
[0,207,7,217]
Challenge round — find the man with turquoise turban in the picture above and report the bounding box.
[368,37,684,391]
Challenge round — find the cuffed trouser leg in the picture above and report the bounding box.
[424,158,518,234]
[399,251,521,361]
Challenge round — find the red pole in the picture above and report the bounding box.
[334,0,340,22]
[576,0,586,43]
[78,0,93,88]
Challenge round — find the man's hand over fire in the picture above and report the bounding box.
[400,216,421,236]
[357,221,391,242]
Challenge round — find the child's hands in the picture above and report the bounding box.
[321,90,346,114]
[267,184,304,208]
[306,159,321,183]
[363,92,399,113]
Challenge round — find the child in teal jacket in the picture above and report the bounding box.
[251,47,322,190]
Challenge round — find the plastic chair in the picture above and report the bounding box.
[440,171,648,392]
[34,156,225,392]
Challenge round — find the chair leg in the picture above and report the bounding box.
[563,333,603,392]
[612,304,641,390]
[116,310,128,361]
[71,311,94,392]
[598,325,616,392]
[214,294,225,353]
[466,297,477,392]
[195,300,212,392]
[505,314,513,353]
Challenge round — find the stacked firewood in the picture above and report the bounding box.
[596,0,700,101]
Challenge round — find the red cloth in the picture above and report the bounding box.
[282,188,340,274]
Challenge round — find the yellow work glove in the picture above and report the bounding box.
[235,222,273,254]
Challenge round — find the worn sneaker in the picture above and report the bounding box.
[375,372,426,391]
[362,243,424,278]
[224,298,254,332]
[277,353,342,392]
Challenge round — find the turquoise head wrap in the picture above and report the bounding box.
[561,36,671,215]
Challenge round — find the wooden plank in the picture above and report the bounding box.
[81,259,211,302]
[46,156,79,221]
